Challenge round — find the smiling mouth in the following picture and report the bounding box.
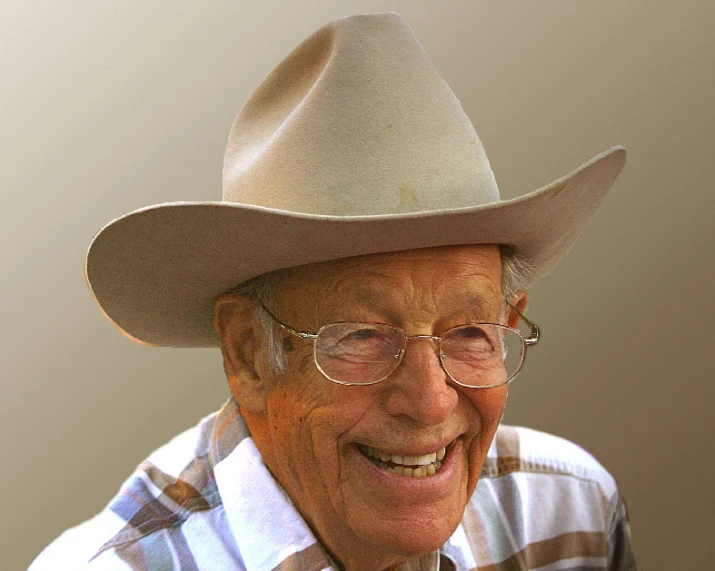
[358,444,447,478]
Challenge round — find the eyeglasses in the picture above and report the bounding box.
[256,299,539,388]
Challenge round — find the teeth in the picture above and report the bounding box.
[360,444,448,478]
[416,452,437,465]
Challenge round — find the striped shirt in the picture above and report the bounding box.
[30,398,636,570]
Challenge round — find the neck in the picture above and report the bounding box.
[324,543,439,571]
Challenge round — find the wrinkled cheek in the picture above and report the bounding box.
[477,386,508,427]
[304,427,352,517]
[266,407,310,480]
[285,415,335,490]
[466,388,508,491]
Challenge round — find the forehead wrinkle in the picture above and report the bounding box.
[275,245,503,325]
[323,269,401,321]
[331,266,502,326]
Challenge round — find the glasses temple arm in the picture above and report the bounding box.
[507,303,540,346]
[256,298,318,339]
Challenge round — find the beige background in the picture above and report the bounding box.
[3,1,713,569]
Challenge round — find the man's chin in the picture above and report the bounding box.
[346,513,460,566]
[340,445,468,559]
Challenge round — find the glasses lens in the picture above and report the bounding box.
[440,324,525,387]
[315,323,406,385]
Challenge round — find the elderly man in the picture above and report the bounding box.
[32,13,635,571]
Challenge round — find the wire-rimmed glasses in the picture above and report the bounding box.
[257,299,539,388]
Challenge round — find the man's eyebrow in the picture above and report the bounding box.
[461,293,501,320]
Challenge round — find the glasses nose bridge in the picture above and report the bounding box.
[398,332,444,360]
[404,332,441,345]
[389,331,451,384]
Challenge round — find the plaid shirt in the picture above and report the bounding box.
[31,398,636,570]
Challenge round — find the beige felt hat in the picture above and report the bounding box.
[86,12,626,347]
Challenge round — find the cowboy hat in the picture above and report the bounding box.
[85,12,626,347]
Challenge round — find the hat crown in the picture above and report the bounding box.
[222,13,500,215]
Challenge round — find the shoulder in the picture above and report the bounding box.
[478,424,622,521]
[443,425,635,570]
[483,424,617,490]
[29,410,230,570]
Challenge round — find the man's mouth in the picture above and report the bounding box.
[358,444,447,478]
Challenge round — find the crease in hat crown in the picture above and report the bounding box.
[222,12,500,216]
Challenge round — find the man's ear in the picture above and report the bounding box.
[214,293,269,415]
[506,292,529,330]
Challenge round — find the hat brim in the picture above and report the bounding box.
[86,146,626,347]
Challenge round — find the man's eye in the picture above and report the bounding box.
[445,326,499,355]
[348,328,381,340]
[454,325,489,339]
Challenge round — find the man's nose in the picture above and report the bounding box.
[381,336,459,426]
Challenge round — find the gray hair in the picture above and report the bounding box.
[498,244,535,303]
[230,245,535,374]
[228,275,288,374]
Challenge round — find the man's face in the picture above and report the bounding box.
[232,245,510,568]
